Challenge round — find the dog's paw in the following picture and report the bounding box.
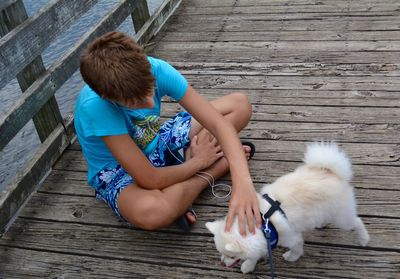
[240,259,257,274]
[359,232,370,246]
[283,251,301,262]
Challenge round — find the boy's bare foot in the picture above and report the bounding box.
[243,145,252,160]
[185,211,196,225]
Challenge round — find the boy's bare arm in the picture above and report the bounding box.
[179,85,262,236]
[102,132,222,190]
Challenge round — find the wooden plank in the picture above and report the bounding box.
[182,0,400,8]
[0,246,397,279]
[0,0,138,151]
[184,74,400,92]
[249,162,400,192]
[66,117,400,144]
[59,139,400,167]
[0,0,18,12]
[20,180,400,220]
[169,13,400,25]
[18,61,63,143]
[131,0,150,32]
[153,48,400,64]
[178,4,400,15]
[158,30,400,42]
[52,184,400,252]
[164,15,400,33]
[0,1,63,143]
[244,140,400,167]
[134,0,182,46]
[246,104,399,124]
[17,191,400,249]
[0,116,74,235]
[163,104,400,125]
[0,0,98,90]
[46,148,400,191]
[52,150,400,191]
[0,0,24,35]
[192,88,400,107]
[0,0,183,151]
[241,121,400,144]
[39,170,95,196]
[171,62,400,77]
[0,246,249,279]
[0,219,398,279]
[65,139,400,166]
[152,41,400,55]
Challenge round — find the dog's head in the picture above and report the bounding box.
[205,219,249,268]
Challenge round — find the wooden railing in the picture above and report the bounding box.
[0,0,182,234]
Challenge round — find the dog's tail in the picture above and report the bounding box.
[303,142,352,182]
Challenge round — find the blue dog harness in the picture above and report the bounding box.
[261,218,279,249]
[261,193,287,279]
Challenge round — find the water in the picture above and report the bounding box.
[0,0,163,191]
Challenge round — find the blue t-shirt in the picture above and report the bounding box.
[74,57,188,184]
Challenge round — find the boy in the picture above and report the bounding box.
[74,31,261,235]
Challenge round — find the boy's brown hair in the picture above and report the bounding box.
[80,31,154,102]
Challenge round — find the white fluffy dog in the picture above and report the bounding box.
[206,142,370,274]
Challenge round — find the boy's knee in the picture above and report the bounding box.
[230,92,252,118]
[129,192,173,230]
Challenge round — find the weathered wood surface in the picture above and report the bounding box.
[156,50,400,64]
[0,0,137,151]
[163,102,400,124]
[1,0,400,278]
[0,1,18,12]
[0,0,64,144]
[15,190,400,249]
[131,0,150,32]
[49,152,400,192]
[0,0,183,152]
[162,18,400,34]
[1,218,399,279]
[180,0,400,7]
[0,0,184,237]
[135,0,182,46]
[0,0,141,236]
[160,30,400,42]
[172,62,400,77]
[0,0,98,90]
[0,116,74,235]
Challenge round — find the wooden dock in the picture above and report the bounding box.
[1,0,399,278]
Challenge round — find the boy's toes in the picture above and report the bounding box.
[241,141,256,160]
[185,211,197,225]
[243,145,251,160]
[177,208,197,233]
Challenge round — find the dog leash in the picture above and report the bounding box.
[261,193,287,278]
[262,218,275,279]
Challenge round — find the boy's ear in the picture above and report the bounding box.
[205,221,218,235]
[225,242,241,253]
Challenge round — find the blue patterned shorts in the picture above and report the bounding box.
[91,112,192,222]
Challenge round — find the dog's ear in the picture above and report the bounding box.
[206,221,218,235]
[225,242,241,253]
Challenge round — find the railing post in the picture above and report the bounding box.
[0,0,62,143]
[131,0,150,33]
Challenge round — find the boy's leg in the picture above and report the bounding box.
[117,156,229,230]
[117,92,252,230]
[186,92,253,163]
[189,92,252,138]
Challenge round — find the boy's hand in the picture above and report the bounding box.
[190,131,223,169]
[225,178,262,237]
